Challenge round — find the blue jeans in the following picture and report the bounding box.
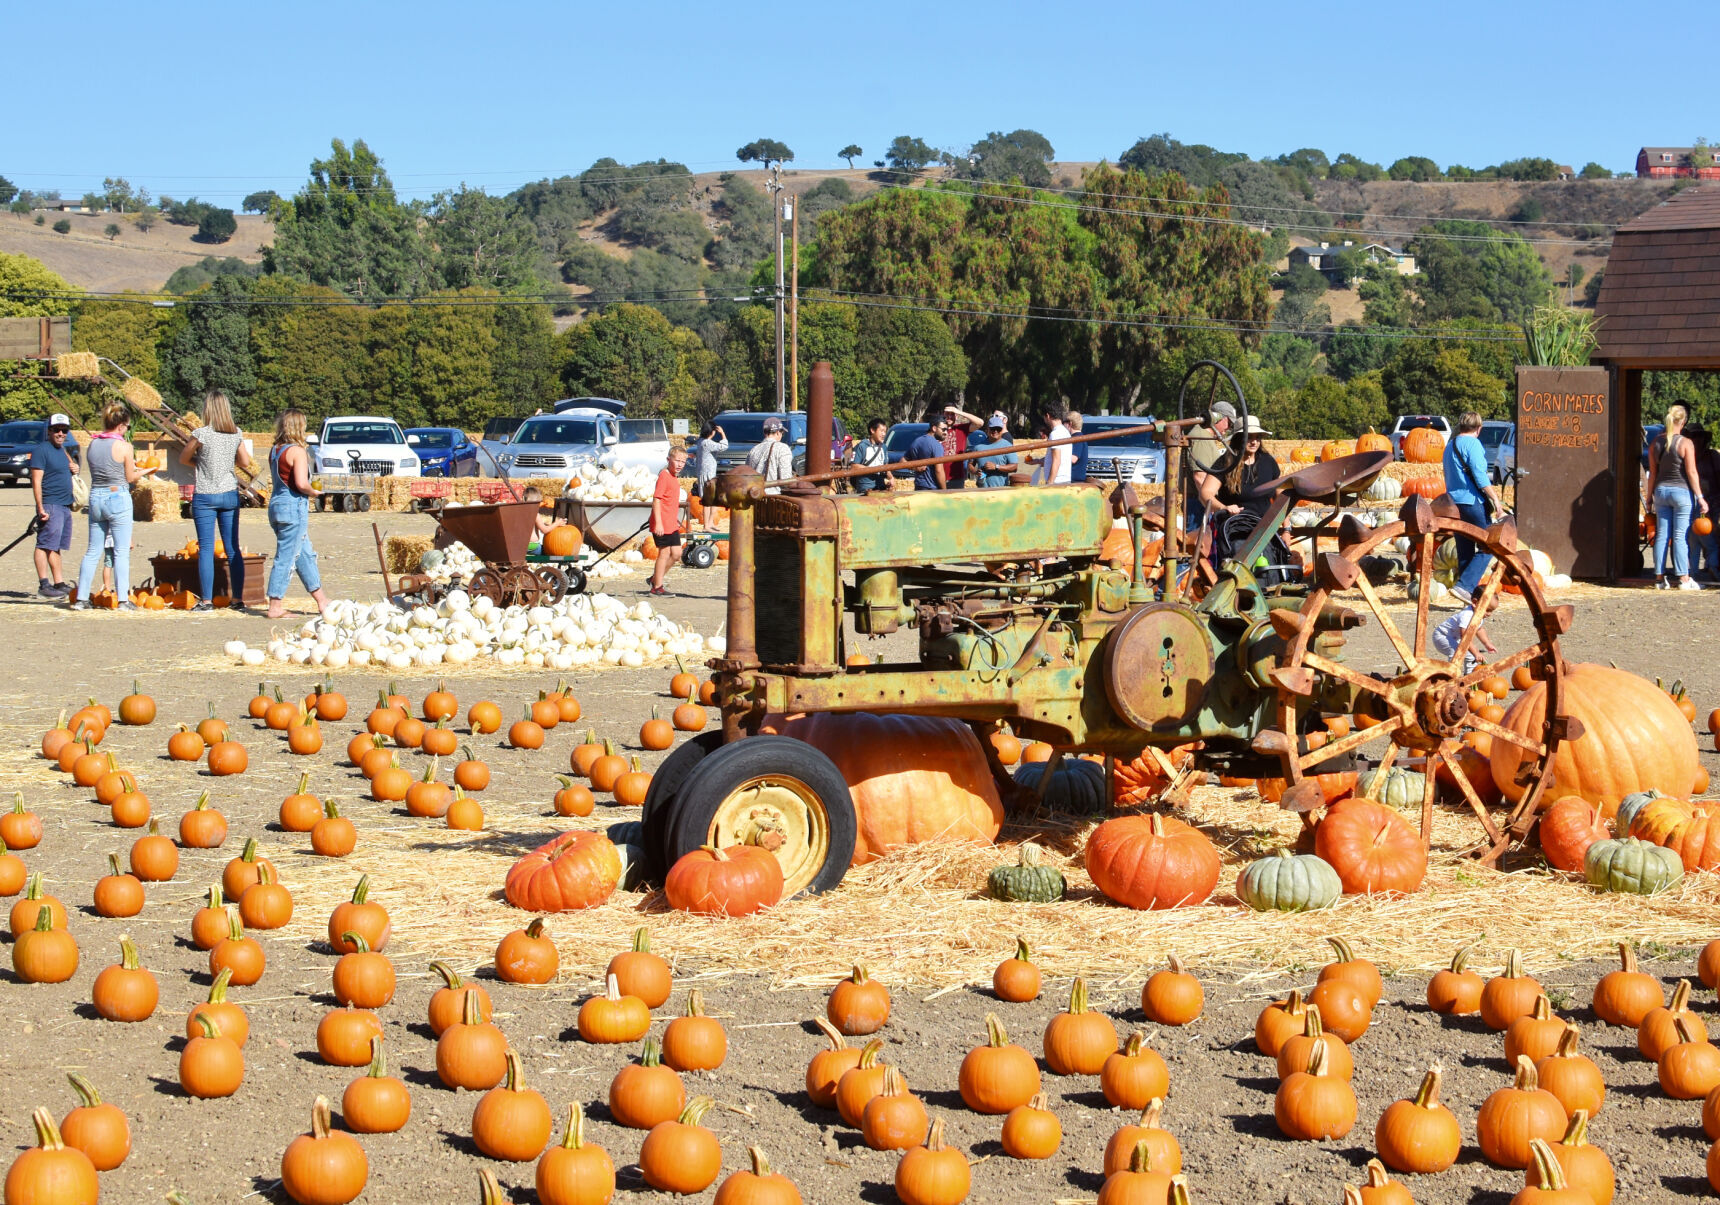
[1654,483,1693,577]
[1689,519,1720,579]
[1454,499,1493,597]
[191,489,243,601]
[75,488,132,599]
[267,494,320,598]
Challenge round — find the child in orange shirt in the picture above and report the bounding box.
[649,447,688,596]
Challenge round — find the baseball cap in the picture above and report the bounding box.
[1210,401,1238,422]
[989,410,1008,427]
[48,413,71,429]
[762,418,784,432]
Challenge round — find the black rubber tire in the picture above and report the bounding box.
[640,731,725,883]
[684,542,716,570]
[666,735,857,897]
[563,566,588,596]
[333,494,349,514]
[356,493,371,512]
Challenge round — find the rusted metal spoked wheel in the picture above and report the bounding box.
[533,564,569,604]
[501,567,545,608]
[1267,496,1578,865]
[467,568,505,606]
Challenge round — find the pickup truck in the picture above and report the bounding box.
[310,416,421,477]
[478,405,671,482]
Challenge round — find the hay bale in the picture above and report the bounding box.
[120,375,164,410]
[53,351,101,380]
[131,480,182,523]
[384,535,435,574]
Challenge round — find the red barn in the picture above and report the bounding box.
[1636,147,1720,179]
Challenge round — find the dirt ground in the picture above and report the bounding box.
[2,486,1719,1204]
[0,210,269,294]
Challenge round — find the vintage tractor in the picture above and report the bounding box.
[639,364,1580,896]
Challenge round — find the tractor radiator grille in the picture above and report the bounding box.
[755,534,804,666]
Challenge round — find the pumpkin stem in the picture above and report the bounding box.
[1525,1138,1568,1190]
[640,1036,664,1067]
[1364,1158,1392,1188]
[1326,936,1356,964]
[430,960,462,990]
[1676,1015,1703,1045]
[1301,1005,1325,1040]
[1168,1184,1192,1205]
[1123,1031,1146,1057]
[924,1117,948,1152]
[878,1065,907,1098]
[461,744,477,764]
[255,861,277,887]
[856,1039,884,1070]
[350,876,370,905]
[631,927,651,954]
[309,1095,334,1141]
[1512,1053,1540,1090]
[559,1101,589,1149]
[224,907,244,942]
[1140,1097,1165,1128]
[1529,994,1550,1021]
[29,1107,66,1152]
[322,799,341,820]
[501,1047,526,1091]
[1503,947,1525,979]
[420,758,439,784]
[24,872,43,900]
[191,1011,222,1040]
[849,964,869,985]
[148,819,162,837]
[1552,1024,1580,1058]
[1127,1138,1155,1174]
[525,917,548,941]
[33,906,54,933]
[365,1035,388,1079]
[605,972,623,1003]
[240,837,259,865]
[1671,978,1694,1013]
[66,1073,103,1109]
[1412,1066,1443,1109]
[106,852,124,878]
[461,986,485,1027]
[1166,953,1185,975]
[118,934,142,970]
[746,1145,773,1177]
[477,1167,504,1205]
[813,1017,848,1051]
[205,883,224,910]
[1618,941,1637,974]
[1149,813,1166,837]
[1560,1108,1591,1148]
[208,966,233,1003]
[982,1012,1011,1048]
[1448,944,1473,974]
[603,738,616,756]
[1018,841,1041,868]
[1026,1092,1050,1112]
[684,990,706,1018]
[679,1095,715,1127]
[1013,936,1033,965]
[1068,976,1090,1015]
[341,931,371,954]
[13,795,28,818]
[1342,1189,1364,1205]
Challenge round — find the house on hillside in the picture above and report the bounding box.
[1287,240,1417,284]
[1556,165,1576,180]
[1636,147,1720,179]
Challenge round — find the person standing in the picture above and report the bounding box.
[1037,406,1073,485]
[909,414,949,490]
[648,446,688,597]
[178,391,254,611]
[692,421,727,502]
[1443,411,1507,604]
[852,418,890,495]
[1068,412,1089,482]
[968,417,1017,487]
[28,413,77,598]
[745,418,793,491]
[1688,427,1720,582]
[71,403,145,610]
[264,409,331,619]
[942,406,983,488]
[1646,403,1708,590]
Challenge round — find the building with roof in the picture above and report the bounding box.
[1285,240,1416,284]
[1636,147,1720,179]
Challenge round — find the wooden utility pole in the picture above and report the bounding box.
[769,166,785,413]
[790,195,800,411]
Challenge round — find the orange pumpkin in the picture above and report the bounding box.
[1315,797,1426,896]
[1085,813,1221,909]
[1402,427,1446,463]
[504,831,623,912]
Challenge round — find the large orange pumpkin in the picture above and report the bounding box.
[1536,796,1610,873]
[1356,429,1392,456]
[1320,440,1353,462]
[1402,428,1446,464]
[1400,476,1445,500]
[1099,526,1133,569]
[762,714,1003,864]
[1491,664,1701,818]
[1314,797,1426,896]
[543,525,583,558]
[1660,808,1720,873]
[504,832,623,912]
[1084,813,1221,910]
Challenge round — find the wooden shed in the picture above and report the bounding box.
[1590,184,1720,576]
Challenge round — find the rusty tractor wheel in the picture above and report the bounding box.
[533,564,569,604]
[662,736,856,898]
[501,567,545,608]
[467,568,505,606]
[1265,496,1577,865]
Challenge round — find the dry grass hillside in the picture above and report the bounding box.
[0,210,268,293]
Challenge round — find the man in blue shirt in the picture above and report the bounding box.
[909,414,949,490]
[1442,411,1505,604]
[29,413,76,598]
[967,418,1017,487]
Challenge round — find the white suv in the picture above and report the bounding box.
[311,416,421,477]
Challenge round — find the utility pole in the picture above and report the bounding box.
[790,194,799,412]
[768,163,786,413]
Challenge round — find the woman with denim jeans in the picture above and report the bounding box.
[265,408,330,619]
[1645,403,1709,590]
[1441,412,1506,604]
[177,391,253,611]
[71,402,147,611]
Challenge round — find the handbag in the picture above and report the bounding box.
[69,448,89,509]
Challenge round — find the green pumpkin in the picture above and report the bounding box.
[606,822,647,890]
[1366,766,1427,810]
[1013,759,1107,815]
[1584,836,1682,895]
[1614,789,1668,835]
[1235,848,1342,913]
[986,842,1066,903]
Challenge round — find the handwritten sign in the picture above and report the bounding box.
[1515,366,1613,578]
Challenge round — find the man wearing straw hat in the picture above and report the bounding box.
[29,414,77,598]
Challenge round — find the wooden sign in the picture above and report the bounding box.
[0,316,72,360]
[1514,366,1613,578]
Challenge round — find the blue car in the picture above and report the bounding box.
[404,428,478,478]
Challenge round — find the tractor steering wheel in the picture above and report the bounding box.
[1175,359,1252,464]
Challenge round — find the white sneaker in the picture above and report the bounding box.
[1680,578,1703,591]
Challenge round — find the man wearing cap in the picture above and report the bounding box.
[967,417,1017,488]
[1188,400,1239,521]
[745,418,794,492]
[29,414,77,597]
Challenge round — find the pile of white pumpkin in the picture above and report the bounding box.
[567,462,657,503]
[421,540,634,582]
[221,592,721,671]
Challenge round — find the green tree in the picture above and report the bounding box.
[1583,268,1605,306]
[838,145,862,169]
[490,298,562,419]
[242,190,279,214]
[135,205,158,233]
[708,175,774,272]
[51,219,71,234]
[1329,153,1385,181]
[103,223,120,241]
[884,136,939,173]
[562,303,690,414]
[266,138,433,300]
[0,253,80,420]
[1380,339,1508,419]
[101,178,136,212]
[1387,156,1442,182]
[73,295,167,384]
[1579,162,1613,180]
[427,186,542,290]
[736,139,793,169]
[248,277,369,424]
[166,256,263,295]
[952,130,1056,187]
[1326,322,1404,381]
[0,176,15,205]
[1271,148,1330,178]
[157,274,257,411]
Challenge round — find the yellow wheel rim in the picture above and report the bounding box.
[706,775,832,897]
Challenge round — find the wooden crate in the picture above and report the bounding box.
[147,554,268,606]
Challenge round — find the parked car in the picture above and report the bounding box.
[709,410,849,478]
[1388,415,1453,460]
[309,416,421,478]
[1477,419,1516,484]
[1641,423,1666,471]
[0,420,79,485]
[404,427,478,478]
[1079,416,1164,485]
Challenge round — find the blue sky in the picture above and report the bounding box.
[5,0,1704,203]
